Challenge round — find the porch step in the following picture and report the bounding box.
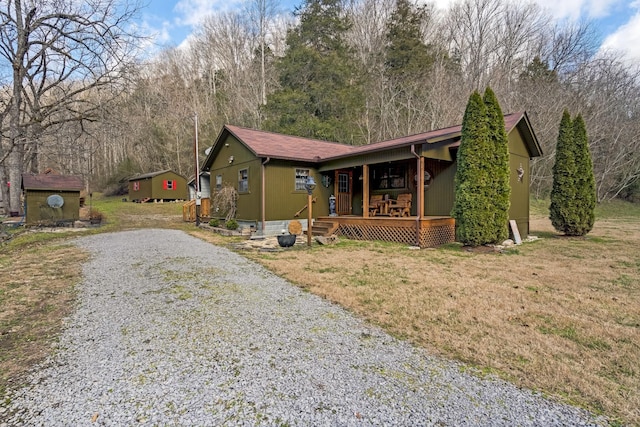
[311,220,338,236]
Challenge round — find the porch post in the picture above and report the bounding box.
[363,164,370,218]
[418,157,425,218]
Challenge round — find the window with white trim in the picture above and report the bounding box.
[216,174,222,191]
[238,169,249,193]
[295,168,310,191]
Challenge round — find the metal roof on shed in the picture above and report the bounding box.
[21,174,83,191]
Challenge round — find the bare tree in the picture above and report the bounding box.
[246,0,280,106]
[0,0,144,214]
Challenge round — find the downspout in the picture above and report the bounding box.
[261,157,270,234]
[411,145,421,247]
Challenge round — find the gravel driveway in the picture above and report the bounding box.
[3,229,607,426]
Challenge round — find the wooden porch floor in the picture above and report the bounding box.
[315,215,455,248]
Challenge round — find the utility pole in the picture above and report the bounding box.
[194,113,200,226]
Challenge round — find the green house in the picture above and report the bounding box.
[128,169,188,202]
[201,112,542,245]
[21,174,84,225]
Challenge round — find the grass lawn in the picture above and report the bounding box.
[1,195,638,425]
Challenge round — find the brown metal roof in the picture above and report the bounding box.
[21,174,84,191]
[129,169,176,181]
[224,125,357,162]
[323,112,535,160]
[203,112,541,170]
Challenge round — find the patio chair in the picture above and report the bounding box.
[368,194,384,216]
[389,193,412,217]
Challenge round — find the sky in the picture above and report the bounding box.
[140,0,640,65]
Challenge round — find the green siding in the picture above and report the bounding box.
[25,190,80,224]
[425,161,456,216]
[508,130,531,236]
[209,135,263,222]
[129,171,187,200]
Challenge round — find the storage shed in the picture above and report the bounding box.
[21,174,84,225]
[128,169,188,202]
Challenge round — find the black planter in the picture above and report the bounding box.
[277,234,297,247]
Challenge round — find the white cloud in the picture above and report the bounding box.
[600,7,640,64]
[174,0,243,27]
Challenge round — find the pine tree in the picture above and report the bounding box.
[550,110,579,234]
[483,87,510,242]
[571,114,596,235]
[262,0,364,143]
[451,91,494,246]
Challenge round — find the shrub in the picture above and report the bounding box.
[89,209,104,224]
[209,218,220,227]
[452,90,494,246]
[550,111,595,236]
[225,219,239,230]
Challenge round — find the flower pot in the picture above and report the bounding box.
[277,234,297,247]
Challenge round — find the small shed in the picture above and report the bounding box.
[128,169,188,202]
[21,174,84,225]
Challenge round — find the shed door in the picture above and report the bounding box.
[334,170,352,215]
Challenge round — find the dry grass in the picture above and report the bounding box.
[1,196,638,426]
[0,243,88,397]
[239,213,640,425]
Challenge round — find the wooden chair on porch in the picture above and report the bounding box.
[389,193,412,217]
[368,194,384,216]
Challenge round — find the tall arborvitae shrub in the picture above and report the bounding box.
[550,109,595,235]
[451,91,494,246]
[572,114,596,235]
[483,87,511,242]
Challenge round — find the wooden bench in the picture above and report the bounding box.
[389,193,412,217]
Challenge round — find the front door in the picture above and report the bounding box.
[334,170,352,215]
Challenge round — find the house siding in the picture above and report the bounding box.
[508,130,531,237]
[209,136,262,222]
[263,162,325,221]
[425,160,456,216]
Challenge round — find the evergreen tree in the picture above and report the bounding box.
[571,114,596,235]
[385,0,433,78]
[383,0,438,135]
[550,110,579,234]
[483,87,510,242]
[451,91,495,246]
[262,0,364,143]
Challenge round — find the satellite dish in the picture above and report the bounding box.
[204,147,212,155]
[47,194,64,208]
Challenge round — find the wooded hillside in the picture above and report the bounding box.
[2,0,639,214]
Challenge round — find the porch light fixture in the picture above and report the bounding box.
[304,176,316,194]
[305,176,316,246]
[517,163,525,182]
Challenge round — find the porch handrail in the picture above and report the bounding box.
[294,197,317,217]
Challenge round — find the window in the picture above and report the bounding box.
[163,180,176,190]
[295,168,310,191]
[371,165,406,190]
[238,168,249,193]
[216,175,222,191]
[133,182,140,191]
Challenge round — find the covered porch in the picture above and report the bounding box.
[316,142,457,248]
